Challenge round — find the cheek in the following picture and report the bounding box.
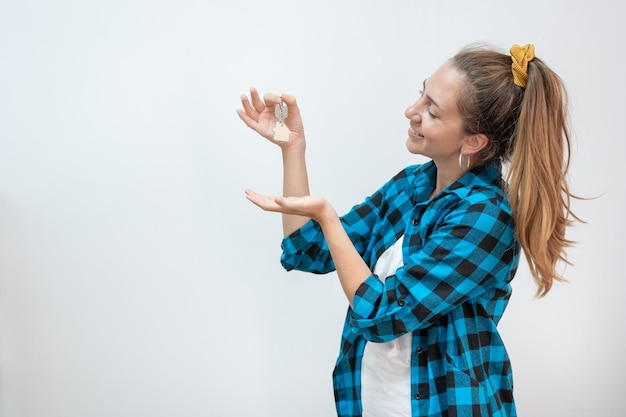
[420,119,435,136]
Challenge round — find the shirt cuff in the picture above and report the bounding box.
[279,219,321,270]
[351,274,385,320]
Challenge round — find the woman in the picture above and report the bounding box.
[236,44,578,417]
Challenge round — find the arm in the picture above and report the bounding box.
[280,130,310,236]
[317,205,373,305]
[237,88,310,236]
[279,166,417,274]
[248,167,416,297]
[244,192,373,304]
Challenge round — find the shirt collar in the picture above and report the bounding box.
[413,160,504,200]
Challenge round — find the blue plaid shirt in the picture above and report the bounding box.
[281,161,520,417]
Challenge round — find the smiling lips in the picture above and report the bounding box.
[408,126,424,138]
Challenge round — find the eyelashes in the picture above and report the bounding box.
[417,87,438,119]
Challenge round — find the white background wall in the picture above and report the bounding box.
[0,0,623,416]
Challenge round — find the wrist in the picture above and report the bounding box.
[316,201,339,228]
[281,137,306,155]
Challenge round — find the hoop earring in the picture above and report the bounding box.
[459,153,471,173]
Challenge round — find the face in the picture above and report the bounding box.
[405,61,472,169]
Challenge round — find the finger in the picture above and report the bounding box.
[245,189,281,212]
[272,196,304,214]
[249,87,267,113]
[245,189,262,201]
[278,93,303,127]
[236,108,258,129]
[240,94,258,117]
[244,189,265,209]
[263,93,281,108]
[279,93,300,116]
[279,93,296,106]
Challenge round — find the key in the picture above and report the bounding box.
[274,101,288,121]
[273,100,291,142]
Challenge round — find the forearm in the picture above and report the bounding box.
[318,207,372,306]
[282,142,311,236]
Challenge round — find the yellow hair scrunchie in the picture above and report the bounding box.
[510,44,535,89]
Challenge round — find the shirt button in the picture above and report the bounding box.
[415,346,423,354]
[412,219,419,226]
[398,298,405,306]
[415,393,421,400]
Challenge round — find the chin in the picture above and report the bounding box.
[405,140,425,155]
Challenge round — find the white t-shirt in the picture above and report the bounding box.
[361,235,412,417]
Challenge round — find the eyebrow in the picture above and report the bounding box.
[423,79,440,108]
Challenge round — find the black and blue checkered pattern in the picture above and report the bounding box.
[281,161,520,417]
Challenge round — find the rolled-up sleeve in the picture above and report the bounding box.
[280,167,415,275]
[280,219,335,273]
[350,196,518,342]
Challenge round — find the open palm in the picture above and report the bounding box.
[245,189,328,221]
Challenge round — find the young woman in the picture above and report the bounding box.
[236,43,578,417]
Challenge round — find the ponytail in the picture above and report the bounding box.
[451,44,581,297]
[507,59,579,297]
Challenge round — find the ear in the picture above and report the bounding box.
[462,133,489,155]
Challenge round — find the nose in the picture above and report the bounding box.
[405,100,422,122]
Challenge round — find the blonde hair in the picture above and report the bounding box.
[451,45,581,297]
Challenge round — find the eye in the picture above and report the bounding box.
[427,105,438,119]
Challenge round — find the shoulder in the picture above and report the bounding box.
[425,186,515,248]
[449,164,508,205]
[433,165,512,227]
